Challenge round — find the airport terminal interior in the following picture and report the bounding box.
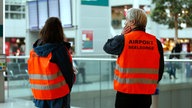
[1,0,192,108]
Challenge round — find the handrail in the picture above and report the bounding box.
[164,52,192,55]
[73,58,117,61]
[6,52,192,58]
[6,56,192,62]
[164,59,192,62]
[7,56,29,59]
[73,58,192,62]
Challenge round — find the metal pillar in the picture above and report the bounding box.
[0,71,5,102]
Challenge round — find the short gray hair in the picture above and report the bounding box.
[126,8,147,28]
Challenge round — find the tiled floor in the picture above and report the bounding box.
[0,81,112,108]
[0,99,36,108]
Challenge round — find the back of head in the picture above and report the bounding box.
[40,17,64,44]
[126,8,147,28]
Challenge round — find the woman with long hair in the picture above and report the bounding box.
[28,17,75,108]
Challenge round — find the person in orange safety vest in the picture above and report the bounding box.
[103,8,164,108]
[28,17,75,108]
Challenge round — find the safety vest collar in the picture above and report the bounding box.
[116,64,159,74]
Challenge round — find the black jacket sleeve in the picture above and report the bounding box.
[103,35,124,55]
[51,43,74,91]
[156,39,164,82]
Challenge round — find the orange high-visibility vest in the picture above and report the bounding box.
[114,31,160,94]
[28,50,70,100]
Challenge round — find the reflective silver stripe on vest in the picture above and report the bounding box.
[29,71,63,80]
[114,74,157,84]
[116,64,158,74]
[30,80,66,90]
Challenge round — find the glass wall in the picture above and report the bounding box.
[4,55,192,108]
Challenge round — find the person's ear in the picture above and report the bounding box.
[130,20,135,26]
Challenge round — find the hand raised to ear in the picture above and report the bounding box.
[121,25,132,35]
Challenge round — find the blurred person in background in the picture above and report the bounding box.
[103,8,164,108]
[169,42,182,59]
[185,54,192,78]
[28,17,75,108]
[168,42,182,79]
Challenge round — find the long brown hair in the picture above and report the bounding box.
[40,17,64,43]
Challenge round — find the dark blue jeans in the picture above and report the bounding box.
[34,94,70,108]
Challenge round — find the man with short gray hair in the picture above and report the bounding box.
[103,8,164,108]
